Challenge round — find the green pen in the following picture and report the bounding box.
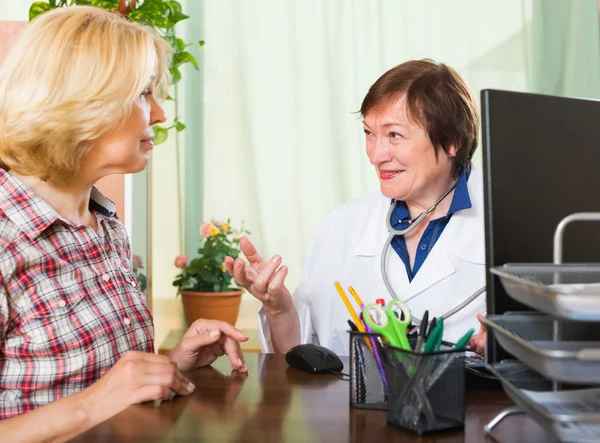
[423,317,444,354]
[423,327,476,391]
[454,328,475,350]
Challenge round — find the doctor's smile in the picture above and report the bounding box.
[378,170,404,180]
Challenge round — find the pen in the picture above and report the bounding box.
[427,317,437,340]
[415,310,428,352]
[425,328,475,391]
[334,282,364,333]
[335,282,373,354]
[348,286,365,308]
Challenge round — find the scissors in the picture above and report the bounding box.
[362,300,412,351]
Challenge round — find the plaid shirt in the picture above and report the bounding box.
[0,169,154,419]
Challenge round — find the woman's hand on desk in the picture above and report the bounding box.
[169,319,249,373]
[467,312,488,356]
[90,351,195,416]
[224,236,293,316]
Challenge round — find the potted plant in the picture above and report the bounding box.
[173,219,250,326]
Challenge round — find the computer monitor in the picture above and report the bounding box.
[481,89,600,363]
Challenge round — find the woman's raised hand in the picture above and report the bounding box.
[224,237,292,315]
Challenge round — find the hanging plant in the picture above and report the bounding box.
[28,0,204,145]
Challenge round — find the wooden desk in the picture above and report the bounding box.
[72,354,550,442]
[158,328,262,354]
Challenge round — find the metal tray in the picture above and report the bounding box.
[490,360,600,442]
[484,314,600,384]
[491,264,600,320]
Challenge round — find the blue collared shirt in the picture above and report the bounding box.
[390,166,472,282]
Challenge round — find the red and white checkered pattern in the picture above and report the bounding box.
[0,169,154,419]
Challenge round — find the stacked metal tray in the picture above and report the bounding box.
[489,360,600,443]
[483,313,600,384]
[490,264,600,320]
[484,214,600,441]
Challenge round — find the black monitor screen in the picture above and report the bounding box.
[481,89,600,363]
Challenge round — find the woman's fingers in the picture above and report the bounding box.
[252,255,282,293]
[223,256,235,275]
[268,265,289,292]
[239,236,264,267]
[232,257,254,287]
[143,371,194,396]
[221,337,247,372]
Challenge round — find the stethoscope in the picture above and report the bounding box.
[380,179,486,327]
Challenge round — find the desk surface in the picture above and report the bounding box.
[73,354,549,442]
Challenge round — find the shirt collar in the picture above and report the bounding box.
[0,169,117,240]
[391,165,472,227]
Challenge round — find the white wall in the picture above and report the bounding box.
[0,1,28,21]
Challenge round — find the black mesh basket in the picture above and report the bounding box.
[381,343,466,436]
[349,331,389,410]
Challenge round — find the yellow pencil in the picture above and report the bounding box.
[334,282,373,353]
[348,286,365,309]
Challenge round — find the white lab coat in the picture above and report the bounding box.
[258,166,486,355]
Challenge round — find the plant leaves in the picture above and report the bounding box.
[173,51,198,70]
[153,125,169,145]
[29,2,53,21]
[175,37,186,52]
[170,65,182,84]
[91,0,119,9]
[199,40,205,46]
[130,0,172,29]
[174,120,186,132]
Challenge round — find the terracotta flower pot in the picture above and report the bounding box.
[180,289,243,327]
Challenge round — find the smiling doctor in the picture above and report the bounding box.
[225,59,488,356]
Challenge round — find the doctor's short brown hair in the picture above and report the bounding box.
[360,59,479,179]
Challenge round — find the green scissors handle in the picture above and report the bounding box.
[386,300,412,350]
[363,301,411,351]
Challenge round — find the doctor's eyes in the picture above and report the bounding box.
[362,129,404,140]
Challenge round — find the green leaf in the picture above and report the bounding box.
[91,0,119,8]
[174,120,186,132]
[175,38,186,52]
[170,66,182,84]
[130,0,172,29]
[29,2,53,21]
[153,126,169,145]
[168,11,189,26]
[199,40,205,46]
[173,51,199,70]
[166,0,182,13]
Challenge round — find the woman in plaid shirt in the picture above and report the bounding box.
[0,6,248,441]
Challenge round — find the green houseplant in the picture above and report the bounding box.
[173,219,250,326]
[28,0,202,145]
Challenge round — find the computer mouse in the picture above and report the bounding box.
[285,343,344,374]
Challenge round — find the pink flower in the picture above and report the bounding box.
[174,255,189,269]
[200,222,220,238]
[132,255,143,270]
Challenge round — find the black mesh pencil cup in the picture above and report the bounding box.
[349,331,388,410]
[381,343,466,436]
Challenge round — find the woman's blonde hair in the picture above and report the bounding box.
[0,6,172,185]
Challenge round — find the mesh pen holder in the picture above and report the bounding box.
[382,343,466,436]
[349,331,388,410]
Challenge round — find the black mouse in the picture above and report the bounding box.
[285,344,344,374]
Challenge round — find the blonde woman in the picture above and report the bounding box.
[0,6,247,441]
